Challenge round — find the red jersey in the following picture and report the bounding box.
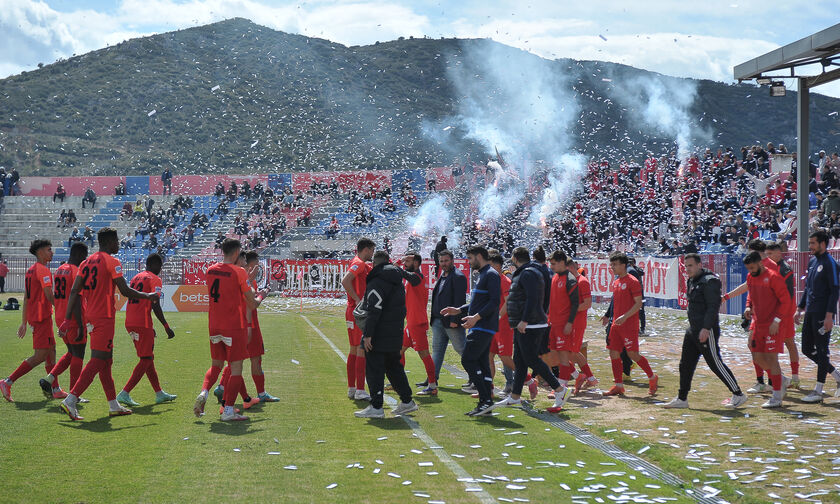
[498,273,512,332]
[746,256,780,308]
[79,251,122,320]
[548,271,578,326]
[249,278,261,329]
[53,263,78,327]
[346,256,370,307]
[404,271,429,329]
[746,266,792,333]
[206,263,250,330]
[611,274,642,326]
[125,271,163,328]
[576,273,592,317]
[25,262,53,324]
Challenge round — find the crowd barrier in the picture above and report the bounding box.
[0,252,829,313]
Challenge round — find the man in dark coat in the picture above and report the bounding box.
[355,251,418,419]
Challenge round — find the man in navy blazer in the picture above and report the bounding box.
[420,249,468,394]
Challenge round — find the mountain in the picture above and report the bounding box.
[0,18,838,176]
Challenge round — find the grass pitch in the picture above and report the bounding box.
[1,295,836,503]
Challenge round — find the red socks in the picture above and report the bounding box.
[421,354,437,384]
[70,357,105,397]
[202,365,222,392]
[580,364,593,379]
[754,361,764,380]
[223,375,243,406]
[611,358,624,384]
[559,364,573,381]
[99,359,116,401]
[220,365,231,389]
[355,355,366,391]
[791,361,799,375]
[124,359,150,393]
[771,373,782,391]
[346,354,357,388]
[69,356,83,390]
[146,362,161,393]
[635,356,654,378]
[9,360,33,383]
[50,353,73,380]
[239,380,251,401]
[252,373,265,395]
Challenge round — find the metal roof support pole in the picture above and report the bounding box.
[797,77,810,252]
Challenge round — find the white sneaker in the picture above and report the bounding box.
[761,397,782,408]
[193,393,207,417]
[354,389,371,401]
[461,383,477,394]
[392,400,418,416]
[347,387,356,399]
[747,382,770,394]
[789,376,800,389]
[483,395,522,414]
[781,376,790,399]
[802,390,824,403]
[108,404,133,417]
[663,398,689,409]
[220,411,249,421]
[354,405,385,418]
[835,382,840,397]
[77,396,90,404]
[727,393,748,408]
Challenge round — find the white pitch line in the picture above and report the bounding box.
[300,314,496,504]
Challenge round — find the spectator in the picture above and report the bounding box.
[115,181,127,196]
[83,226,95,247]
[427,170,437,192]
[433,236,447,271]
[214,231,225,249]
[53,183,66,203]
[161,167,173,195]
[0,259,7,293]
[120,235,134,249]
[82,186,97,208]
[822,189,840,215]
[68,227,82,246]
[326,216,340,239]
[214,181,225,198]
[57,209,68,227]
[10,167,20,195]
[66,209,77,226]
[120,201,133,221]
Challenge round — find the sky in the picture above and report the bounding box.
[2,0,840,97]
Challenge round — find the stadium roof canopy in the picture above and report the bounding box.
[734,22,840,86]
[735,22,840,252]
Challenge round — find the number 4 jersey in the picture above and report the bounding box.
[125,270,163,328]
[78,251,123,320]
[206,262,250,331]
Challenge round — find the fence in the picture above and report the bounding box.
[0,252,833,318]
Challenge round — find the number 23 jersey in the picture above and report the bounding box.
[78,251,123,320]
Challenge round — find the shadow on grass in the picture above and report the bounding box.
[359,417,413,430]
[130,404,172,416]
[13,400,51,411]
[413,395,442,405]
[207,417,267,435]
[58,417,158,432]
[472,415,524,428]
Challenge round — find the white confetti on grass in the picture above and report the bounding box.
[326,483,337,489]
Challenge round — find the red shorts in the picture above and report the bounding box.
[59,320,87,346]
[781,318,795,340]
[31,320,55,349]
[88,318,116,352]
[247,325,265,357]
[345,304,362,346]
[126,326,155,357]
[490,327,514,357]
[402,324,429,352]
[573,312,587,341]
[750,330,783,353]
[209,328,248,362]
[550,322,583,353]
[607,324,639,352]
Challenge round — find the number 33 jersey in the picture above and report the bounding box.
[205,262,250,331]
[78,251,123,320]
